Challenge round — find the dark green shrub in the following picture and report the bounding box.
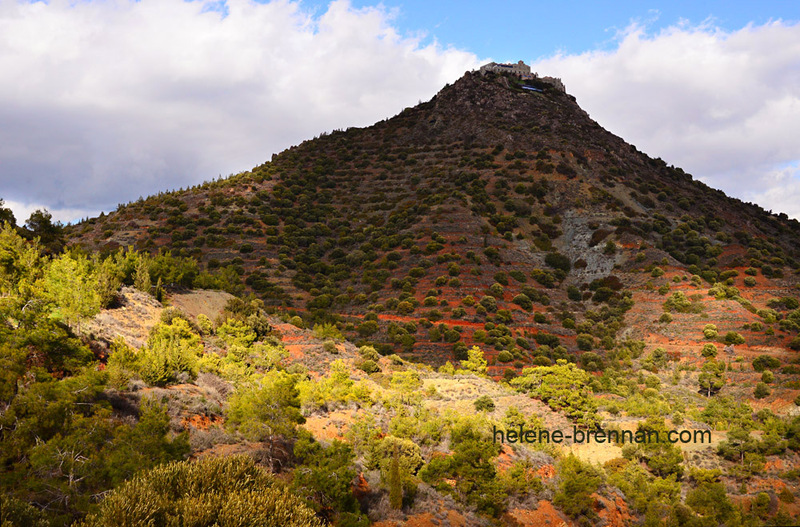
[358,360,381,374]
[701,344,718,358]
[512,294,532,311]
[474,395,495,412]
[576,334,595,351]
[723,332,745,345]
[752,355,781,372]
[544,252,571,272]
[497,350,513,363]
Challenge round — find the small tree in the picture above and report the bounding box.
[388,444,402,510]
[460,346,488,375]
[754,382,770,399]
[474,395,495,412]
[698,360,725,396]
[40,252,101,330]
[701,343,718,358]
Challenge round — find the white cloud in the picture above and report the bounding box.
[0,0,480,223]
[531,19,800,218]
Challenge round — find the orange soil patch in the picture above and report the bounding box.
[594,492,634,527]
[502,501,573,527]
[181,414,224,431]
[536,464,556,480]
[302,409,355,442]
[284,344,307,361]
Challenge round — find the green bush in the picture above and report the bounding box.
[358,359,381,374]
[754,382,770,399]
[703,324,718,339]
[512,294,532,311]
[497,350,513,363]
[553,455,603,520]
[138,319,203,386]
[663,292,701,313]
[723,331,745,345]
[576,333,595,351]
[79,456,322,527]
[701,343,718,358]
[474,395,496,412]
[752,355,781,372]
[544,252,571,272]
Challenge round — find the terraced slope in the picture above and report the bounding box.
[69,71,800,380]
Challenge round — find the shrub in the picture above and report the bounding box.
[545,252,571,272]
[138,319,203,386]
[359,345,380,361]
[497,350,513,363]
[460,346,488,375]
[752,355,781,372]
[701,343,718,358]
[357,320,379,336]
[659,313,673,323]
[474,395,496,412]
[576,334,595,351]
[489,282,504,298]
[567,285,582,301]
[512,294,532,311]
[663,292,701,313]
[754,382,770,399]
[761,370,774,383]
[723,332,745,345]
[479,296,497,312]
[703,324,718,339]
[744,276,756,287]
[197,313,213,335]
[651,267,665,278]
[358,360,381,374]
[79,456,322,527]
[312,322,344,341]
[553,455,603,520]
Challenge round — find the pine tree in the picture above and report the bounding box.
[389,444,402,510]
[134,259,151,293]
[155,276,164,302]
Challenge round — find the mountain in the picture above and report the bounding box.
[69,69,800,373]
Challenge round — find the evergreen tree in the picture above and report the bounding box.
[389,443,402,509]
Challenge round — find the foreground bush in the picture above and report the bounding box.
[77,455,322,527]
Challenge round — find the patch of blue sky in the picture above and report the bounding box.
[284,0,800,59]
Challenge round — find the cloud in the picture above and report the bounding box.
[0,0,480,223]
[532,19,800,218]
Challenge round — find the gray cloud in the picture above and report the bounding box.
[532,20,800,217]
[0,0,480,223]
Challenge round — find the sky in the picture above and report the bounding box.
[1,0,799,224]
